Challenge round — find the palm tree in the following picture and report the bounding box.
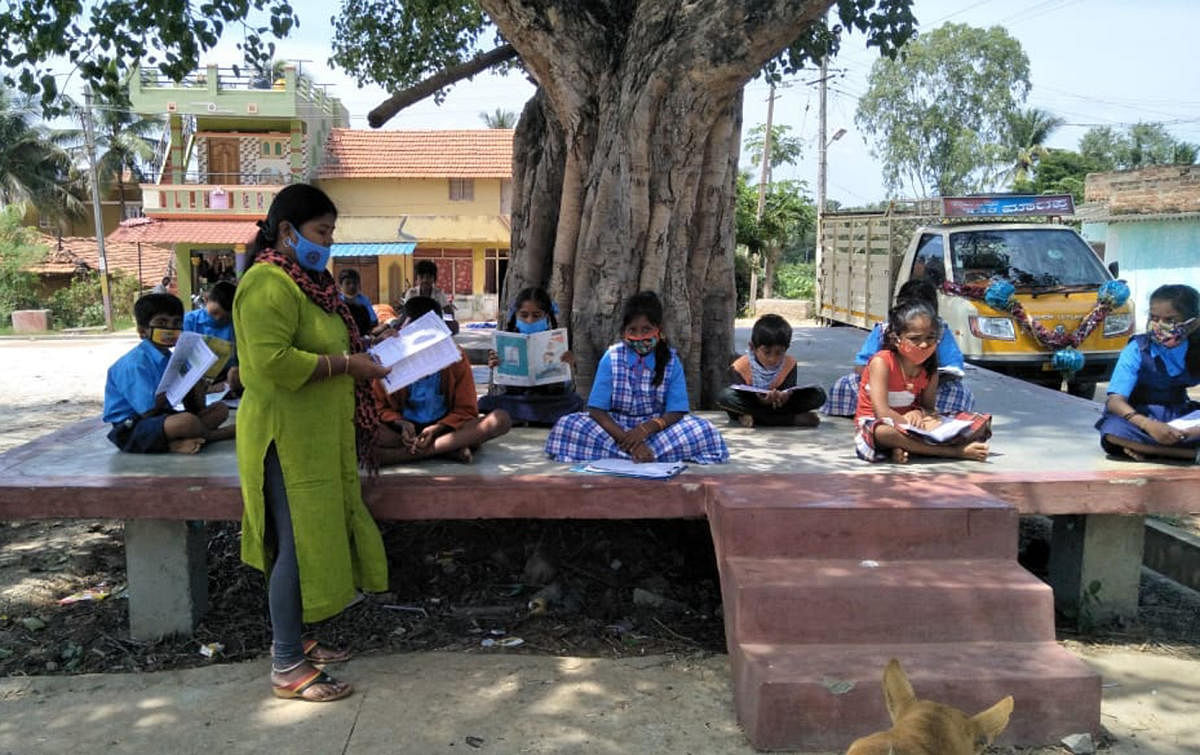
[0,85,86,228]
[479,108,517,129]
[1006,108,1065,185]
[90,87,163,221]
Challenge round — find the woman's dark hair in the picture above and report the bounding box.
[208,280,236,313]
[249,183,337,262]
[1149,283,1200,374]
[415,259,438,279]
[885,298,939,377]
[621,290,670,386]
[134,292,183,327]
[505,286,558,331]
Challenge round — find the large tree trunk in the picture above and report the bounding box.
[490,0,833,406]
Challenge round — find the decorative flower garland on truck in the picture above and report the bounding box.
[941,279,1131,377]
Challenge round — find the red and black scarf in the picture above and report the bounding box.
[256,249,381,470]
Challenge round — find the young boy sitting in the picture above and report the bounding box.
[374,297,511,464]
[183,280,240,392]
[103,293,235,454]
[716,314,827,427]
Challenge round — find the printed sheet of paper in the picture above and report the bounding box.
[901,417,973,443]
[155,331,218,407]
[493,328,571,387]
[1167,409,1200,431]
[730,383,819,395]
[370,310,460,394]
[581,458,687,479]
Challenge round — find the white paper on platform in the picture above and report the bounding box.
[582,458,686,479]
[155,331,218,407]
[900,417,974,443]
[493,328,572,387]
[1167,410,1200,431]
[370,310,460,393]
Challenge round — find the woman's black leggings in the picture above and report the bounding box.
[263,443,304,669]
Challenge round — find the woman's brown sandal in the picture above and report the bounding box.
[272,667,353,702]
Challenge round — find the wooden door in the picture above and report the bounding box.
[208,139,242,185]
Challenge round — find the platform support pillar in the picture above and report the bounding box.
[1049,514,1144,626]
[124,519,208,640]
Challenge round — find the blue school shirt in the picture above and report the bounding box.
[404,372,447,424]
[1107,336,1198,400]
[854,321,965,371]
[102,339,169,424]
[341,293,378,325]
[587,347,690,413]
[183,308,237,366]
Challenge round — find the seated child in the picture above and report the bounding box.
[403,259,459,334]
[1096,283,1200,463]
[374,297,511,464]
[717,313,825,427]
[338,268,379,338]
[545,291,729,464]
[103,293,234,454]
[479,286,586,425]
[825,279,975,416]
[183,280,240,391]
[854,299,990,464]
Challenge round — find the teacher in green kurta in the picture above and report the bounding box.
[234,184,392,703]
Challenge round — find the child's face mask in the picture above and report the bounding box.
[625,330,659,356]
[1148,317,1195,348]
[515,317,549,335]
[150,327,181,347]
[897,339,935,365]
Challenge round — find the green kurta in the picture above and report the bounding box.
[234,262,387,623]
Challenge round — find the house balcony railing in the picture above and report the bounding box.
[164,169,296,186]
[131,64,344,119]
[140,183,285,215]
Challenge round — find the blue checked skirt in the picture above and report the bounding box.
[545,344,729,464]
[824,372,976,417]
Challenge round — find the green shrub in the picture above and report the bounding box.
[50,272,140,328]
[773,262,815,301]
[0,206,48,324]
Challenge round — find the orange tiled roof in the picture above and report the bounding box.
[107,217,260,245]
[29,234,174,287]
[318,129,514,179]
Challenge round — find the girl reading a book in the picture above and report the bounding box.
[545,291,728,464]
[855,299,990,464]
[1097,283,1200,463]
[479,286,585,425]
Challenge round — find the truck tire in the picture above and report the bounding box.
[1067,381,1098,400]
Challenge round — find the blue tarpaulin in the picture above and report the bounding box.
[330,242,416,257]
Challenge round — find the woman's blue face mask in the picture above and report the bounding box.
[289,230,331,272]
[515,317,549,334]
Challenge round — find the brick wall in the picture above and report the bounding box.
[1084,165,1200,215]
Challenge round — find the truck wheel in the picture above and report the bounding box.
[1067,381,1097,400]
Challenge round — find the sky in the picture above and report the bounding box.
[115,0,1200,205]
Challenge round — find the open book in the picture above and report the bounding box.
[155,331,218,407]
[369,310,461,394]
[200,335,233,380]
[731,383,820,395]
[900,417,975,443]
[493,328,572,387]
[1167,410,1200,432]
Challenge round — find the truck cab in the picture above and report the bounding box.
[898,222,1134,394]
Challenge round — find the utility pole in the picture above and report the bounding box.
[81,88,114,331]
[815,52,828,321]
[751,84,777,314]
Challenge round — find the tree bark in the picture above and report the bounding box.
[486,0,833,406]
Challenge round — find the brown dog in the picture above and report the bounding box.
[845,658,1013,755]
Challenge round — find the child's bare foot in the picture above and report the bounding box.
[447,446,474,464]
[890,447,909,464]
[1121,446,1147,462]
[737,414,755,428]
[169,438,205,454]
[959,441,989,461]
[793,412,820,428]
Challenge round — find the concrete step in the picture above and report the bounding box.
[733,640,1101,751]
[722,557,1055,645]
[708,477,1016,561]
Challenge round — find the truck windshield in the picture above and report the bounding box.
[948,228,1108,290]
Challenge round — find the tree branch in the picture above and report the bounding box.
[367,44,519,128]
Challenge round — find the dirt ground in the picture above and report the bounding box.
[2,334,1200,753]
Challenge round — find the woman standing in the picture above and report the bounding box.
[234,184,391,702]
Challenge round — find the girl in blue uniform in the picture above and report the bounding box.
[1097,284,1200,462]
[545,291,728,464]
